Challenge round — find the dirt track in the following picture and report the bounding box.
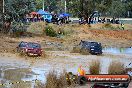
[69,24,132,48]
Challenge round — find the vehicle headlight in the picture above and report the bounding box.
[91,49,94,50]
[25,49,28,52]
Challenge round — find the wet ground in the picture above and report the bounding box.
[103,47,132,55]
[0,47,132,88]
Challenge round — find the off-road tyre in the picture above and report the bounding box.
[77,76,87,85]
[19,49,27,56]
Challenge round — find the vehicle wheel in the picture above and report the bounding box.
[96,52,103,56]
[80,48,90,55]
[37,54,40,57]
[77,76,87,85]
[20,49,26,56]
[90,52,97,55]
[20,50,24,56]
[27,53,31,56]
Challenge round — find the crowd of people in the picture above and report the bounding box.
[78,16,125,30]
[51,14,70,25]
[23,14,46,23]
[79,17,120,25]
[21,13,70,25]
[21,12,125,30]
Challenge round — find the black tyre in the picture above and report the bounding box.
[20,49,23,54]
[77,76,87,85]
[97,52,103,56]
[20,49,27,56]
[37,53,42,57]
[27,52,31,56]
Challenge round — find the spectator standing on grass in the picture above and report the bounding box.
[102,17,105,23]
[121,23,124,30]
[78,65,86,76]
[34,16,37,22]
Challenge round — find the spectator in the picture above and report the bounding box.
[121,23,124,30]
[34,16,37,22]
[102,18,106,23]
[78,65,86,76]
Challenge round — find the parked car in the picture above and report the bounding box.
[79,40,102,55]
[17,41,42,56]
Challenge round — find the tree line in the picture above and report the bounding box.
[0,0,132,23]
[36,0,132,18]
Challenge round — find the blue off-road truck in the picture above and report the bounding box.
[73,40,102,55]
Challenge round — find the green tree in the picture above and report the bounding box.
[35,0,61,13]
[35,0,132,18]
[35,0,43,10]
[67,0,112,18]
[107,0,127,17]
[125,0,132,17]
[5,0,36,21]
[66,0,80,17]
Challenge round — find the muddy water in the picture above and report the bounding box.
[0,47,131,88]
[0,68,34,88]
[103,47,132,55]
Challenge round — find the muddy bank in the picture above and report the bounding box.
[0,23,132,54]
[0,35,131,55]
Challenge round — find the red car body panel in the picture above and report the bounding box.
[17,42,42,56]
[26,48,42,55]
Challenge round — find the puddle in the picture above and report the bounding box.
[0,68,36,88]
[103,47,132,55]
[0,50,132,88]
[100,58,112,74]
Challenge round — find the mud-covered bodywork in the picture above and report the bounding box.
[79,40,102,55]
[17,41,42,56]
